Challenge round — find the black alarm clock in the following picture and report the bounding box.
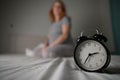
[74,29,111,72]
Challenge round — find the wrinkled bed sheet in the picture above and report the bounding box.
[0,54,120,80]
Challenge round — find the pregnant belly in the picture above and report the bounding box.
[49,35,73,45]
[49,34,59,44]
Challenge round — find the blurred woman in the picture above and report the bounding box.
[26,0,74,58]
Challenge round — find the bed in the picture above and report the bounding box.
[0,54,120,80]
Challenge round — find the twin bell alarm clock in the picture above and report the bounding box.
[74,29,111,72]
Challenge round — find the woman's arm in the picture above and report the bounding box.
[50,24,70,47]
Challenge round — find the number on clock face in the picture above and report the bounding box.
[76,40,107,71]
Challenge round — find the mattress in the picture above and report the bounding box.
[0,54,120,80]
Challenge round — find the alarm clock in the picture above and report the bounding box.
[74,29,111,72]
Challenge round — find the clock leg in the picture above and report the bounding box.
[98,69,108,73]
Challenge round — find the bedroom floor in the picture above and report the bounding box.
[0,54,120,80]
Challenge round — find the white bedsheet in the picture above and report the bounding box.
[0,54,120,80]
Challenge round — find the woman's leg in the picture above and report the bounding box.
[43,44,74,58]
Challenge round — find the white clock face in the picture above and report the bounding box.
[75,40,107,71]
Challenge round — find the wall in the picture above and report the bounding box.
[0,0,115,53]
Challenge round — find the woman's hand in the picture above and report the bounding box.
[41,44,48,53]
[49,44,55,47]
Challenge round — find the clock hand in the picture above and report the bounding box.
[91,52,99,55]
[84,52,99,64]
[84,53,91,64]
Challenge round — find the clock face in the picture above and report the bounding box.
[75,40,107,71]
